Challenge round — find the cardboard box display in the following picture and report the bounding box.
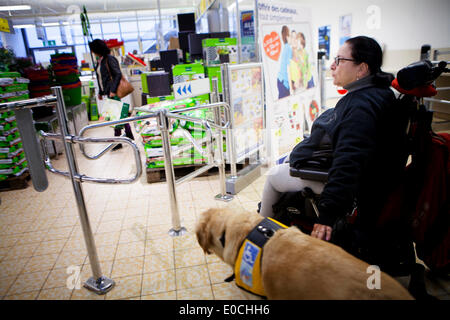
[202,38,238,66]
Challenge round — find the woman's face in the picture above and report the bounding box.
[290,32,297,48]
[330,42,361,87]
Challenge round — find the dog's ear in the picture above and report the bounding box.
[195,211,212,254]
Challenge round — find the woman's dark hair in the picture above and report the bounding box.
[345,36,393,85]
[88,39,110,57]
[281,25,289,44]
[298,32,305,48]
[345,36,382,75]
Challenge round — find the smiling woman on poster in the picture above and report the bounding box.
[277,25,292,99]
[298,32,315,89]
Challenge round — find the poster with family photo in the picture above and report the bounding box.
[261,21,318,160]
[261,22,315,102]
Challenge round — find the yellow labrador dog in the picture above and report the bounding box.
[196,208,413,300]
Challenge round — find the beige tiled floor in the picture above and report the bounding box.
[0,125,448,300]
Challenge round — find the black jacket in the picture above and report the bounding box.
[97,54,122,96]
[290,73,406,229]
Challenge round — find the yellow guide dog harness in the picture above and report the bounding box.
[230,217,288,297]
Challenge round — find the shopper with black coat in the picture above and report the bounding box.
[260,36,404,243]
[89,39,134,150]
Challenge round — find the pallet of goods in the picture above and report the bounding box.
[137,96,214,183]
[0,72,30,190]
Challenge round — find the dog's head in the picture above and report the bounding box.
[195,208,227,258]
[195,208,262,266]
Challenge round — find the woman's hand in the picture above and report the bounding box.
[109,92,116,98]
[311,223,333,241]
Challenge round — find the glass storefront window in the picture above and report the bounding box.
[45,27,63,46]
[22,9,192,64]
[25,27,44,48]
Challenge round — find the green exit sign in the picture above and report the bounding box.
[43,40,56,47]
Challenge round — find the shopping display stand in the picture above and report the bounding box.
[220,62,265,194]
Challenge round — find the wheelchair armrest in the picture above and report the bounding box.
[290,167,328,183]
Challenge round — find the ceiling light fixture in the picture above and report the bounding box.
[0,5,32,11]
[13,24,34,28]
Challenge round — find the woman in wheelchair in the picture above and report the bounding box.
[260,36,406,247]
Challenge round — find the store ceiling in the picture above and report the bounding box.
[0,0,203,21]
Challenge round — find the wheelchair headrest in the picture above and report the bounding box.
[392,60,448,97]
[391,78,437,97]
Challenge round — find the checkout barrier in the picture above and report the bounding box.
[0,84,232,295]
[221,62,266,194]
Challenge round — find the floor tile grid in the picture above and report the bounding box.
[72,200,141,300]
[1,218,84,299]
[0,205,61,297]
[1,177,113,299]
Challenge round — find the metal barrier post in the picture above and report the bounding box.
[52,87,114,294]
[157,109,186,236]
[221,63,238,178]
[318,49,327,110]
[211,78,233,202]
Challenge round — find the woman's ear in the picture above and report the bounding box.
[358,62,370,78]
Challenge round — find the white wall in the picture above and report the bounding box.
[289,0,450,71]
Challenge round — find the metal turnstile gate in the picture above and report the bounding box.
[0,84,232,294]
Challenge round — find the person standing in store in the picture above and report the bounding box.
[88,39,134,150]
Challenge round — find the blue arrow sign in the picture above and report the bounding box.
[173,78,211,100]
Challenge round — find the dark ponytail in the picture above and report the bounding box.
[88,39,111,57]
[345,36,393,86]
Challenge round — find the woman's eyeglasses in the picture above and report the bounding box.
[334,56,356,66]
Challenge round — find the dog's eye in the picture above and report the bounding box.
[219,232,226,248]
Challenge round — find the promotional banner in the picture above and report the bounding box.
[241,10,257,63]
[319,25,331,59]
[258,1,319,163]
[228,65,264,161]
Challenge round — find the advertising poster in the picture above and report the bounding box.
[339,14,352,45]
[240,10,256,62]
[241,10,255,39]
[229,65,264,161]
[257,1,319,163]
[318,25,330,59]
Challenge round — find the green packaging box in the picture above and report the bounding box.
[146,95,175,105]
[146,150,206,168]
[202,38,238,66]
[172,63,205,84]
[206,66,222,93]
[0,72,21,78]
